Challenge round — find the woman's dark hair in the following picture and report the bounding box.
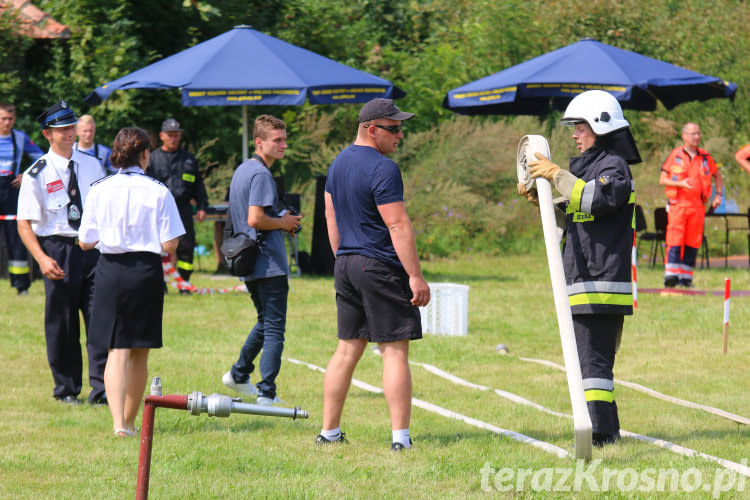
[111,127,151,168]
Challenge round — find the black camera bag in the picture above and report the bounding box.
[221,208,262,277]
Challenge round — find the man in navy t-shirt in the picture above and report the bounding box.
[317,98,430,451]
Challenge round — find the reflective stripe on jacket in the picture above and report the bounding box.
[564,147,634,315]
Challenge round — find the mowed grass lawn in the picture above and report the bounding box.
[1,254,748,499]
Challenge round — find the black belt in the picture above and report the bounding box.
[39,235,79,245]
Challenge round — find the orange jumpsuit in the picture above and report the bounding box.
[661,146,717,286]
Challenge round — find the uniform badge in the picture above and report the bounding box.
[47,179,64,193]
[598,175,611,185]
[68,204,81,221]
[674,157,683,164]
[60,100,68,108]
[672,165,683,174]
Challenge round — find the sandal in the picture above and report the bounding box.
[114,428,137,438]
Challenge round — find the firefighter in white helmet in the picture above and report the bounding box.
[519,89,640,447]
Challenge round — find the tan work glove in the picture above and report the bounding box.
[529,152,578,200]
[528,152,561,181]
[517,182,538,206]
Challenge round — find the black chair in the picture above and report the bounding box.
[699,233,710,269]
[634,205,666,268]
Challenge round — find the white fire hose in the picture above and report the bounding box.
[517,135,593,461]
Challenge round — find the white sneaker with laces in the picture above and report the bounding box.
[256,395,285,406]
[222,371,258,397]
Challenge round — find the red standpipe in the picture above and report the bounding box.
[136,395,188,500]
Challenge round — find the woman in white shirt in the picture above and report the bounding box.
[79,127,184,438]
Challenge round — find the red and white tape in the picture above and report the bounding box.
[0,215,17,220]
[161,256,245,295]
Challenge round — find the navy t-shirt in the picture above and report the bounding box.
[325,144,404,268]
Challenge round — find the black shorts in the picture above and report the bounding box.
[334,254,422,343]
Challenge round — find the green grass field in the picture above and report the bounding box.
[1,254,748,499]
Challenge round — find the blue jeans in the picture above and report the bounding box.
[231,275,288,399]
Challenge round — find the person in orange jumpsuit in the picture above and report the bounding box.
[659,122,723,288]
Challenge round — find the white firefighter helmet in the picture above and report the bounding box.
[560,90,630,135]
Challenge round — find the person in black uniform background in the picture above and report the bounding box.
[522,90,639,447]
[147,118,207,291]
[16,100,109,405]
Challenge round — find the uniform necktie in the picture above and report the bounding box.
[67,160,82,230]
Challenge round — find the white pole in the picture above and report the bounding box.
[242,105,249,160]
[517,135,592,461]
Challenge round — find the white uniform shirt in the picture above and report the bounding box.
[17,149,106,237]
[78,166,185,254]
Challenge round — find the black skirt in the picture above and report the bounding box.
[89,252,164,349]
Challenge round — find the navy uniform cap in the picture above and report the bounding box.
[36,100,78,130]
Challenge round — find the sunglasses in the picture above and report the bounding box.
[370,124,403,134]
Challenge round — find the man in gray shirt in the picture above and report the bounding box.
[221,115,301,405]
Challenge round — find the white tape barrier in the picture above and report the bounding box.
[517,135,592,460]
[519,357,750,426]
[406,358,750,478]
[285,357,571,459]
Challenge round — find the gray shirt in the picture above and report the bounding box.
[229,157,288,279]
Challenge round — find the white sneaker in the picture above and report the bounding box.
[256,395,285,406]
[222,371,258,396]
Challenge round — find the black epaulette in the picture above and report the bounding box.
[26,158,46,178]
[91,174,115,186]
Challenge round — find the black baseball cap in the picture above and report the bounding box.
[358,98,414,123]
[161,118,181,132]
[36,100,78,130]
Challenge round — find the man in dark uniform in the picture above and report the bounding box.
[0,102,43,294]
[147,118,208,291]
[16,100,108,405]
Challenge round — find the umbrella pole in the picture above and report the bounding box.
[242,105,249,160]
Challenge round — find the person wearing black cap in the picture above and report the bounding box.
[146,118,208,292]
[317,98,430,451]
[16,100,109,405]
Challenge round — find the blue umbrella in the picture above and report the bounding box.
[444,39,737,115]
[86,25,404,158]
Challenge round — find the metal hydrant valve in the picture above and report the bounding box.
[187,391,233,417]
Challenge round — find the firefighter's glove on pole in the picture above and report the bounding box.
[517,182,539,206]
[529,152,578,201]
